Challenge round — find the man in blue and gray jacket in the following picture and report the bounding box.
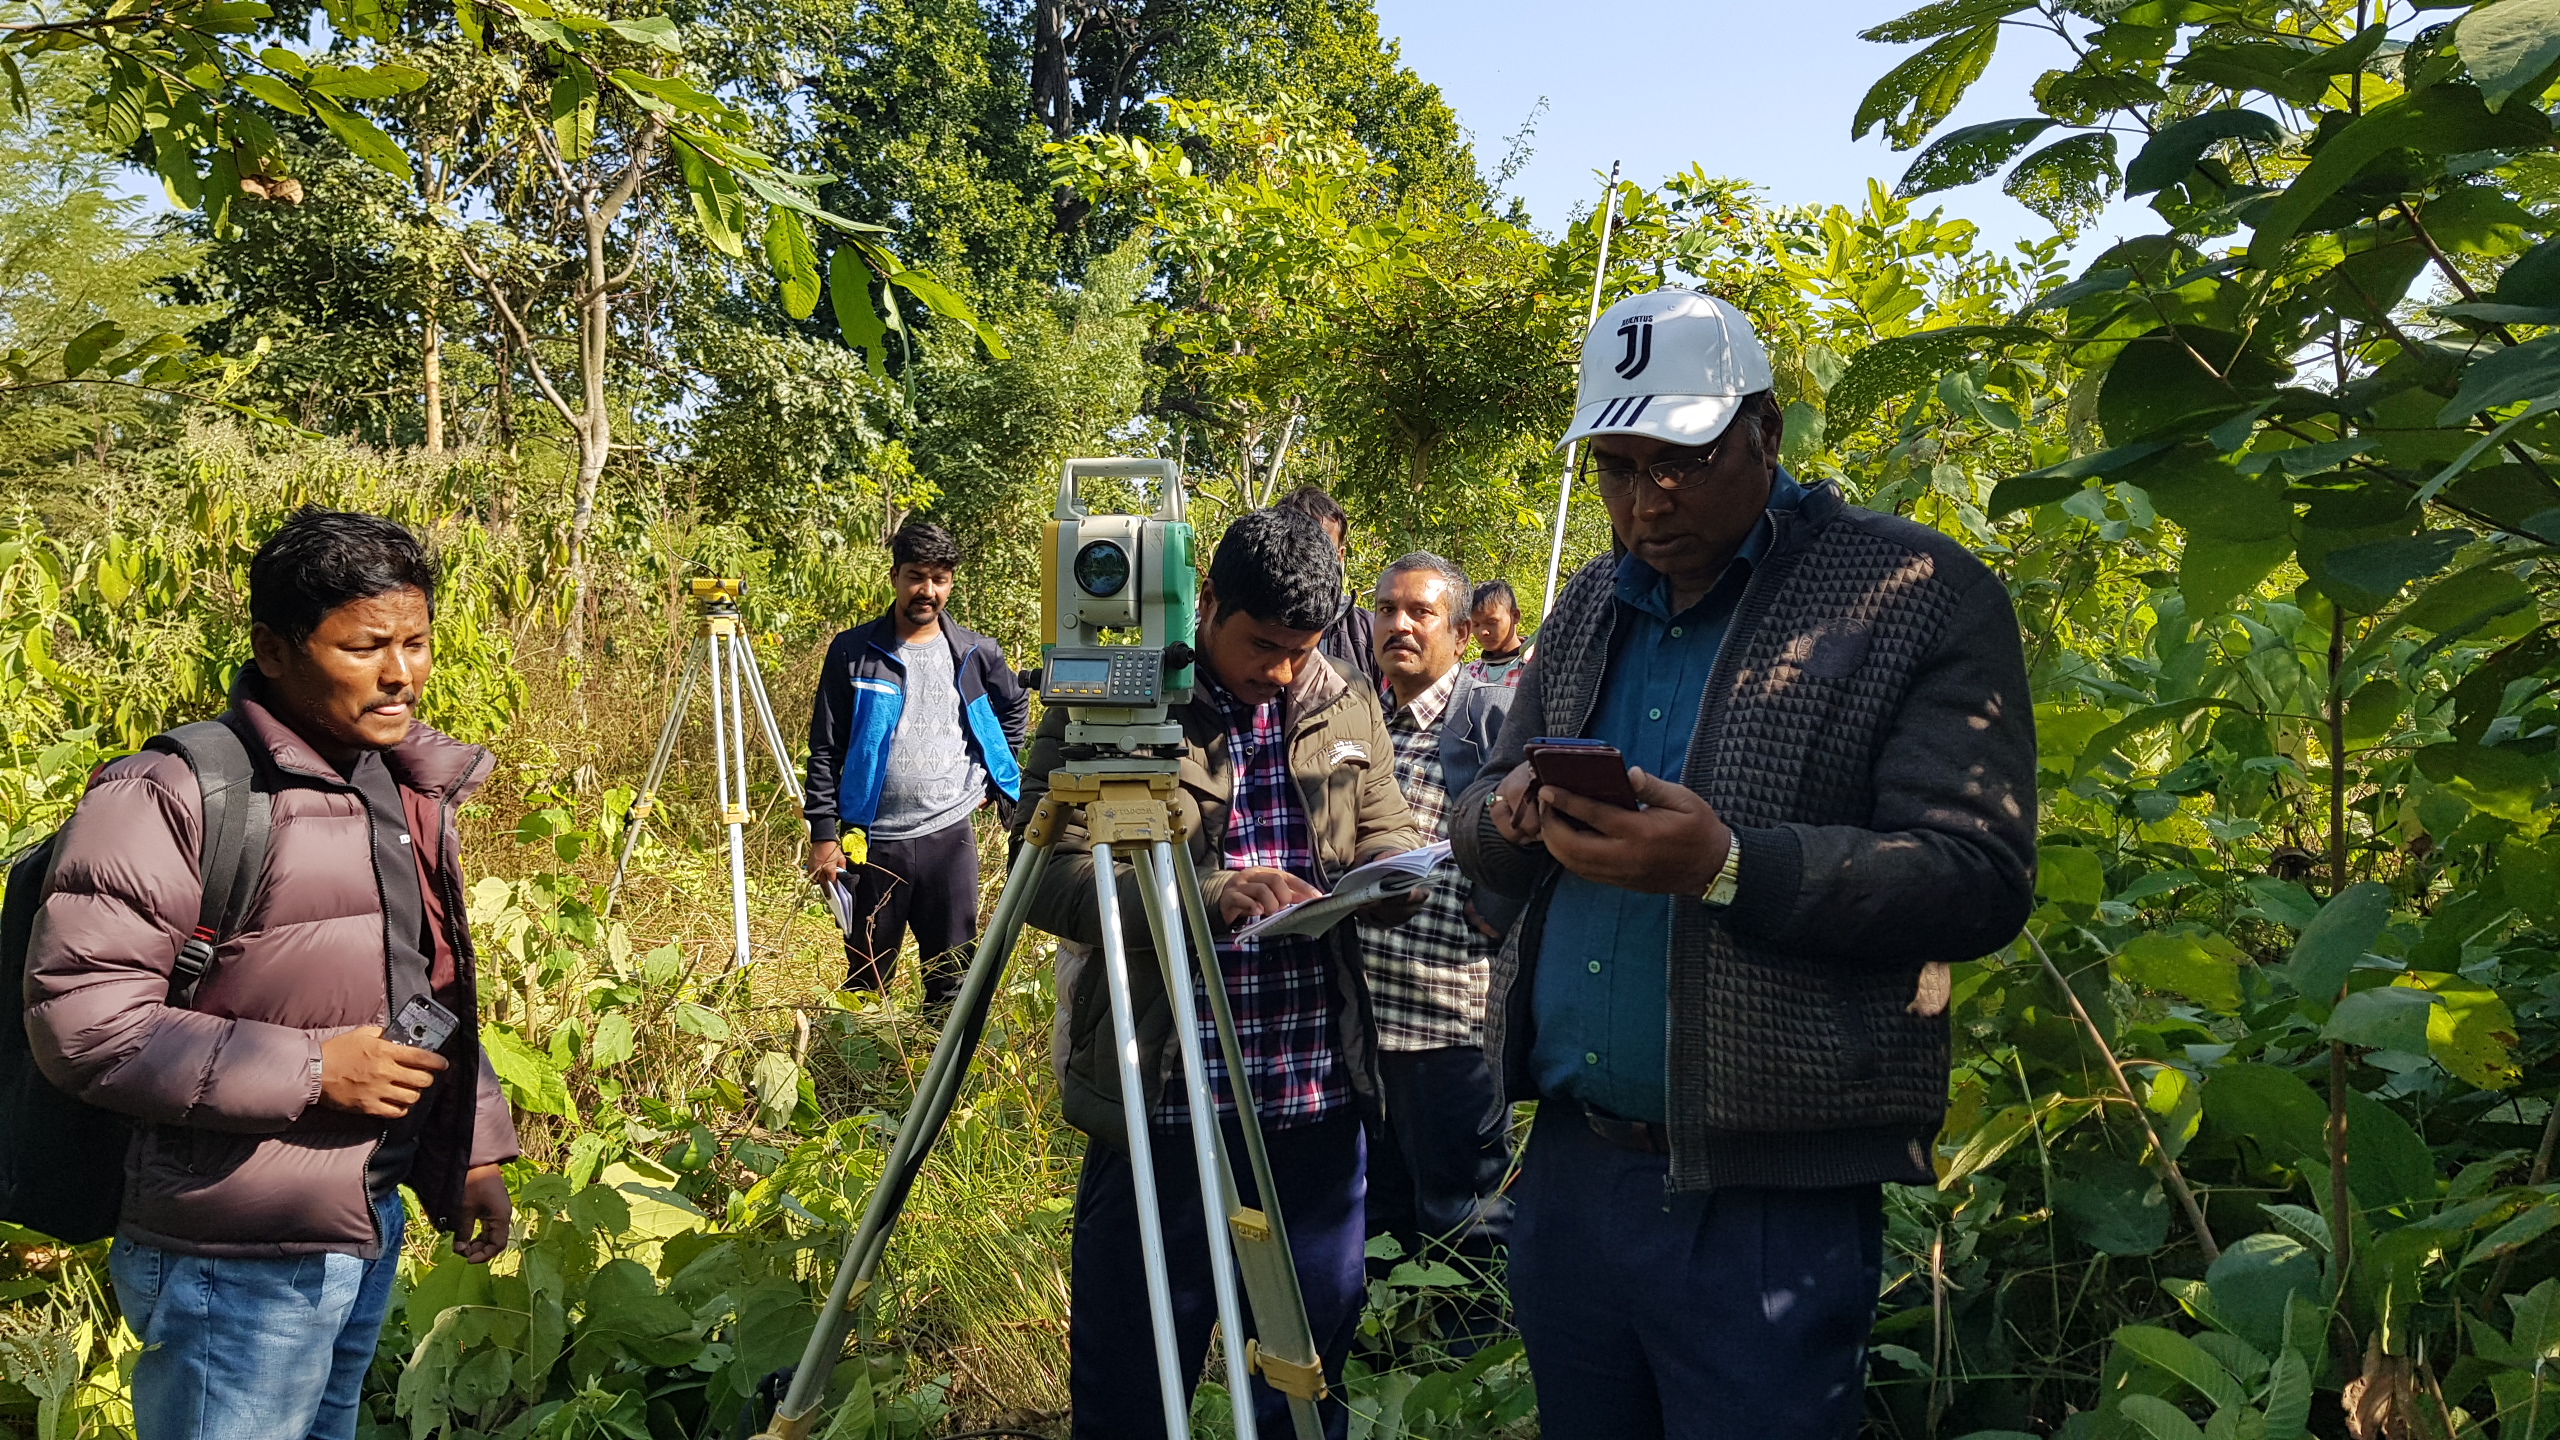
[804,521,1029,1002]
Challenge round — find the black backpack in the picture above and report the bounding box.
[0,719,270,1244]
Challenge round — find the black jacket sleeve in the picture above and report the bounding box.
[804,631,857,843]
[984,640,1031,752]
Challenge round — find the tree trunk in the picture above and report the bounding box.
[1032,0,1073,139]
[422,308,444,453]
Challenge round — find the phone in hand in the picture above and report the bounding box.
[394,994,460,1052]
[1524,738,1642,810]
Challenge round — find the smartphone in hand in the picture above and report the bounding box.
[1524,738,1641,810]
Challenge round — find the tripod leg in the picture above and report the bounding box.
[607,642,702,915]
[1131,845,1259,1440]
[709,625,752,967]
[756,834,1052,1440]
[1170,844,1329,1440]
[736,641,802,800]
[1090,841,1194,1437]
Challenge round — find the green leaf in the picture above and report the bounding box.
[306,93,412,182]
[2438,333,2560,422]
[2414,740,2550,821]
[2118,1394,2207,1440]
[2003,131,2119,228]
[887,267,1008,357]
[1858,0,2030,43]
[2286,880,2391,1003]
[548,67,595,164]
[2248,85,2550,270]
[2459,0,2560,111]
[2115,1325,2247,1409]
[230,71,308,116]
[1825,324,2051,433]
[61,321,123,379]
[2205,1231,2323,1358]
[605,13,684,50]
[2403,970,2522,1089]
[764,206,821,319]
[2096,329,2291,443]
[1990,441,2171,515]
[608,68,728,118]
[2114,930,2244,1010]
[483,1024,573,1117]
[2262,1349,2313,1440]
[2036,843,2104,914]
[153,134,202,210]
[672,136,745,257]
[2055,1158,2171,1255]
[1894,117,2055,198]
[1852,24,2001,150]
[2398,562,2533,637]
[2172,41,2344,107]
[829,245,887,375]
[2317,530,2469,611]
[303,62,428,99]
[2321,985,2443,1052]
[589,1010,635,1069]
[2126,109,2289,196]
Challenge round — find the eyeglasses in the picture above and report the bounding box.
[1583,435,1732,500]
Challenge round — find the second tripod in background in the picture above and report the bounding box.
[609,577,801,968]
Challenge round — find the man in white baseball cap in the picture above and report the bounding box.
[1450,289,2040,1437]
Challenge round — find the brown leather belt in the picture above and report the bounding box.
[1584,1106,1670,1155]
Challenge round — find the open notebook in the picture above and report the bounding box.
[1232,841,1453,942]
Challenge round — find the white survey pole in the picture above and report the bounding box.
[1539,160,1623,627]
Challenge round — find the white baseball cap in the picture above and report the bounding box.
[1559,288,1774,451]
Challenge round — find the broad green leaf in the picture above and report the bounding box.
[589,1010,635,1069]
[2125,109,2288,196]
[2205,1232,2323,1358]
[2003,131,2119,228]
[1990,441,2171,514]
[672,136,745,257]
[2036,843,2103,913]
[61,321,123,379]
[2285,880,2391,1003]
[2055,1157,2171,1255]
[154,133,202,209]
[888,267,1009,357]
[2116,1325,2247,1409]
[2438,333,2560,422]
[2113,930,2243,1010]
[2397,562,2532,638]
[606,13,684,49]
[764,207,821,319]
[2096,330,2290,443]
[2172,41,2345,106]
[749,1051,799,1130]
[2262,1350,2313,1440]
[2118,1393,2207,1440]
[2073,698,2242,780]
[1825,323,2051,433]
[1852,24,2001,150]
[830,245,888,375]
[549,68,595,163]
[2401,970,2522,1088]
[2319,984,2442,1052]
[2343,677,2405,744]
[673,1001,730,1040]
[2343,1090,2439,1208]
[2316,531,2467,611]
[2459,0,2560,111]
[483,1024,573,1116]
[303,62,428,99]
[2248,85,2550,270]
[609,69,728,118]
[2415,740,2549,820]
[230,72,307,116]
[306,93,412,182]
[1858,0,2030,44]
[1895,116,2054,197]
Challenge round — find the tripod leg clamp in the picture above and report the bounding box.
[1245,1339,1329,1401]
[750,1413,819,1440]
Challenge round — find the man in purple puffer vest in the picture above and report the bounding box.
[25,507,518,1440]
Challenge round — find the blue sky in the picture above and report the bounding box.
[1371,0,2154,260]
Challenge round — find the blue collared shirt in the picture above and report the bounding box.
[1529,473,1806,1124]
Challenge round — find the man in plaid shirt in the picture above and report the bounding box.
[1357,553,1521,1273]
[1018,507,1424,1440]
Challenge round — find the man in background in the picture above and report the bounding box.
[28,507,516,1440]
[1275,485,1381,690]
[1019,507,1422,1439]
[804,519,1028,1003]
[1465,580,1527,686]
[1358,553,1517,1278]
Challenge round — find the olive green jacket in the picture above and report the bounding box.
[1015,655,1422,1146]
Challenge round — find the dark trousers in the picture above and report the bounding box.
[1368,1046,1512,1253]
[1509,1106,1883,1440]
[841,815,978,1003]
[1071,1111,1367,1440]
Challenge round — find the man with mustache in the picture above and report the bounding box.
[804,520,1029,1003]
[1357,552,1518,1289]
[1449,290,2037,1438]
[25,507,517,1440]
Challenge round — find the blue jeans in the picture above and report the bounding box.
[111,1191,407,1440]
[1509,1106,1883,1440]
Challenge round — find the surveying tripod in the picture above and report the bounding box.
[607,578,800,968]
[757,757,1329,1440]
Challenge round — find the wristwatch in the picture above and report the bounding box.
[1701,831,1742,909]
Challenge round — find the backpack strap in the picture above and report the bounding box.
[144,719,272,1010]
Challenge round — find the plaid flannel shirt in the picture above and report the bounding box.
[1151,674,1349,1128]
[1356,666,1495,1050]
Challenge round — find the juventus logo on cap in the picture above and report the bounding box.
[1614,315,1654,379]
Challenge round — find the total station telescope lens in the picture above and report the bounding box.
[1074,540,1131,598]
